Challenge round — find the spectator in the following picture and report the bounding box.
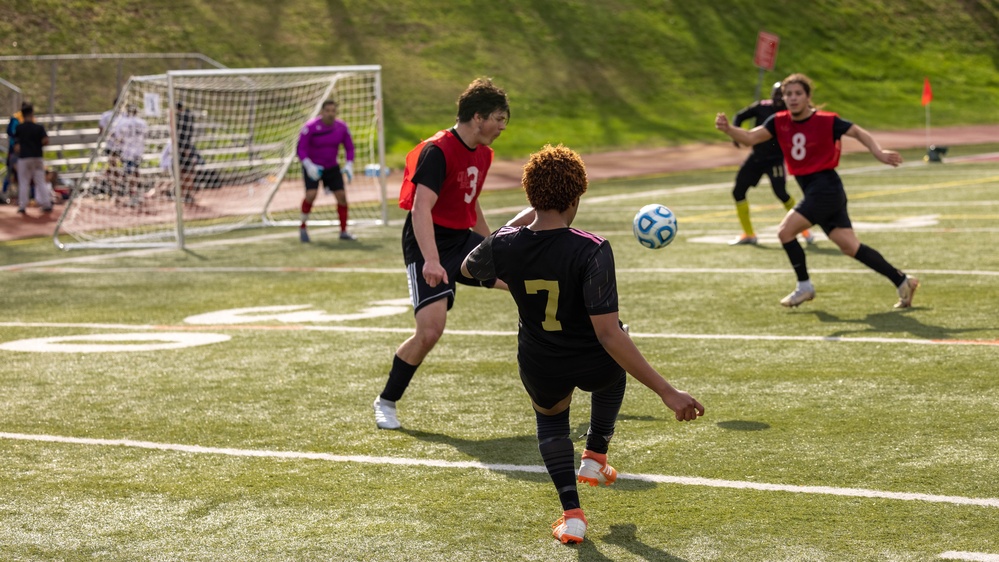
[98,97,123,190]
[111,103,149,204]
[174,102,201,204]
[14,103,50,214]
[47,169,70,203]
[3,102,26,203]
[297,99,356,242]
[97,97,117,135]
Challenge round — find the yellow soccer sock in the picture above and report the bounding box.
[736,200,754,236]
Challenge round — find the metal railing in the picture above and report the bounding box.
[0,53,227,116]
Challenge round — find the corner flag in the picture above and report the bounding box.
[921,77,933,106]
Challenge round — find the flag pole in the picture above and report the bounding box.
[925,102,930,152]
[921,77,934,161]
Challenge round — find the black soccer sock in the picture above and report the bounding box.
[379,355,420,402]
[586,373,626,454]
[782,240,810,282]
[536,408,580,511]
[853,244,906,286]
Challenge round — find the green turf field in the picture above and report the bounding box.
[2,147,998,561]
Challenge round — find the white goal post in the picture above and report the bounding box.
[54,65,387,250]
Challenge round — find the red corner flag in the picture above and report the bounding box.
[921,77,933,106]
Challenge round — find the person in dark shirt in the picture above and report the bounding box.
[462,144,704,545]
[729,82,813,245]
[3,103,26,202]
[13,103,50,214]
[716,73,919,309]
[174,102,201,204]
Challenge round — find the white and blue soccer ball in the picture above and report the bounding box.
[632,204,677,249]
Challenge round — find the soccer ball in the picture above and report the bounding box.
[632,204,677,249]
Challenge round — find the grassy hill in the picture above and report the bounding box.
[2,0,998,164]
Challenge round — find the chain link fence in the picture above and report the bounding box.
[0,53,226,117]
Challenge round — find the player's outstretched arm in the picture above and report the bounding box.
[591,313,704,421]
[845,124,903,167]
[715,113,772,148]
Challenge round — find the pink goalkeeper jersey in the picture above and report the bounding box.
[296,117,355,168]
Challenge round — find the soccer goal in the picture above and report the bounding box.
[54,66,387,250]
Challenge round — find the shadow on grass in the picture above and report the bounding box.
[308,238,387,252]
[401,428,656,491]
[602,523,691,561]
[560,523,690,561]
[716,420,770,431]
[181,248,210,261]
[810,309,992,341]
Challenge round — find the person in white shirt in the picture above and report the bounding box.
[112,104,148,174]
[110,104,148,203]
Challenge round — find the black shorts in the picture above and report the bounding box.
[736,155,785,190]
[795,170,851,234]
[304,165,345,192]
[404,226,490,313]
[520,363,626,410]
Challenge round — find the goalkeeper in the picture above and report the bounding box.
[297,99,356,242]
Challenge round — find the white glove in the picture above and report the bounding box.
[302,158,322,181]
[343,160,354,183]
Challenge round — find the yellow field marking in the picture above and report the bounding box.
[849,175,999,200]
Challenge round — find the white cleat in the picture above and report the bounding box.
[780,286,816,308]
[552,510,587,544]
[894,275,920,309]
[729,234,758,246]
[577,457,618,487]
[373,396,401,430]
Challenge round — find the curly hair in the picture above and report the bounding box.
[456,77,510,123]
[522,144,588,212]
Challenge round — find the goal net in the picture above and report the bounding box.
[54,66,387,250]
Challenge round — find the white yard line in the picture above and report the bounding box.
[1,321,998,347]
[940,553,999,562]
[1,431,997,510]
[5,265,999,277]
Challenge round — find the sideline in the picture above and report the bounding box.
[1,431,997,509]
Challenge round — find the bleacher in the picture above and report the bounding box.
[0,111,289,189]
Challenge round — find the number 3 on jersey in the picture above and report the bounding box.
[464,166,479,203]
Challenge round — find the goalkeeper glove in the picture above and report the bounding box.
[302,158,322,181]
[343,160,354,183]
